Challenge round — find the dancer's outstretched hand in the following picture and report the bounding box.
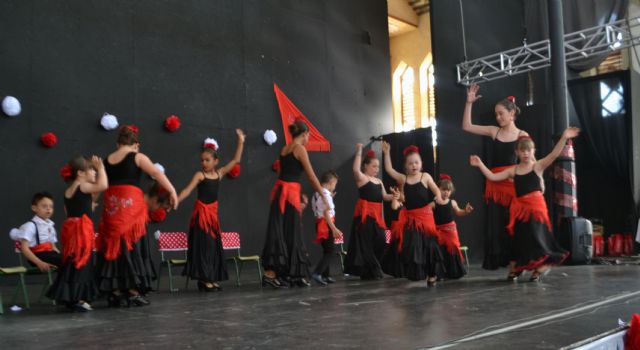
[469,155,482,167]
[464,202,474,213]
[562,127,580,140]
[466,84,482,103]
[236,128,246,143]
[382,141,390,153]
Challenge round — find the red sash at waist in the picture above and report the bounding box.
[484,165,516,207]
[270,180,301,214]
[191,200,220,238]
[506,191,552,235]
[314,216,335,244]
[30,242,54,254]
[436,221,463,260]
[61,214,95,269]
[391,205,437,252]
[353,199,387,229]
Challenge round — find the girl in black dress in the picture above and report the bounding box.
[47,155,107,311]
[470,127,579,281]
[261,120,329,288]
[178,129,245,291]
[344,144,393,279]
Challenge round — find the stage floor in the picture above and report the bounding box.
[1,264,639,349]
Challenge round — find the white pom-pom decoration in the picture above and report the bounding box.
[2,96,21,117]
[154,230,161,240]
[203,137,219,151]
[100,113,119,130]
[263,129,278,146]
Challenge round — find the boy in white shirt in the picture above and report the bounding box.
[9,192,61,272]
[311,171,343,286]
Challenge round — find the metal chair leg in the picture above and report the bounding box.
[156,263,163,291]
[19,273,29,309]
[167,262,177,292]
[233,258,240,287]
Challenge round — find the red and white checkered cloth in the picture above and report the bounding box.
[155,231,188,251]
[221,232,241,250]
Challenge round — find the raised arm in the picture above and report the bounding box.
[218,129,246,176]
[381,141,405,185]
[80,156,109,194]
[451,199,474,217]
[469,155,513,182]
[294,145,327,203]
[462,84,498,137]
[535,127,580,172]
[352,143,368,186]
[136,153,179,209]
[177,172,204,203]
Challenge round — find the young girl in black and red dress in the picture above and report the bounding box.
[382,142,444,284]
[344,144,393,280]
[382,186,406,278]
[429,174,473,280]
[47,155,108,311]
[462,84,529,278]
[96,125,178,306]
[470,127,579,281]
[261,120,329,288]
[177,129,245,292]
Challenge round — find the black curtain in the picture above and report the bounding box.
[381,128,435,225]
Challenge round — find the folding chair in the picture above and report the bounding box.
[334,235,348,273]
[221,232,262,286]
[460,246,470,270]
[0,265,29,314]
[14,241,55,304]
[155,231,188,292]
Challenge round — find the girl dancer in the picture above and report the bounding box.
[470,127,579,281]
[261,120,329,288]
[46,156,107,311]
[382,142,444,284]
[178,129,245,291]
[96,125,178,306]
[429,174,473,280]
[344,144,392,280]
[462,84,529,277]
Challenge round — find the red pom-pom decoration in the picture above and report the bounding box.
[164,115,181,132]
[506,95,516,103]
[626,313,640,350]
[272,159,281,172]
[149,208,167,222]
[402,145,420,156]
[439,173,452,181]
[366,150,376,158]
[227,164,241,179]
[125,125,139,134]
[40,132,58,148]
[60,164,73,181]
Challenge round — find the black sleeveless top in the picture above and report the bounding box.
[404,176,433,210]
[489,129,519,168]
[197,175,219,204]
[434,201,454,225]
[278,152,304,182]
[358,181,383,203]
[514,171,542,197]
[64,189,92,218]
[105,152,142,187]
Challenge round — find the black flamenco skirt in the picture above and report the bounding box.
[96,235,157,293]
[46,254,99,304]
[182,220,228,283]
[381,238,405,278]
[441,248,467,280]
[512,219,569,272]
[483,201,513,270]
[401,226,444,281]
[261,194,311,278]
[344,217,385,280]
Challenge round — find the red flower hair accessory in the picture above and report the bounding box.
[60,164,73,181]
[366,150,376,158]
[149,208,167,222]
[272,159,281,172]
[164,115,181,132]
[227,164,241,179]
[517,135,533,142]
[402,145,420,156]
[40,132,58,148]
[125,125,139,134]
[506,96,516,103]
[439,173,452,181]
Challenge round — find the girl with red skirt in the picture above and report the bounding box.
[462,84,530,278]
[47,155,108,311]
[261,120,329,288]
[382,143,444,285]
[344,144,393,279]
[430,174,473,280]
[178,129,245,292]
[470,127,579,281]
[96,125,178,306]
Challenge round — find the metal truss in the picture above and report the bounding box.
[457,17,640,85]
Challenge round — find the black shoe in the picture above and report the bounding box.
[261,275,281,289]
[198,281,223,292]
[277,277,291,288]
[128,294,150,307]
[311,273,327,286]
[107,292,127,308]
[507,270,522,282]
[323,276,336,284]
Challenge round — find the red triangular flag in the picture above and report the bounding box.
[273,83,331,152]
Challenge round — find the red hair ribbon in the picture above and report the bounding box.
[203,143,217,150]
[156,185,168,195]
[60,164,73,180]
[439,173,452,181]
[403,145,420,156]
[149,208,167,222]
[366,150,376,158]
[272,159,281,172]
[126,125,139,134]
[517,135,533,142]
[506,96,516,103]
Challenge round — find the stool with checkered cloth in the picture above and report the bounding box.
[155,231,189,292]
[221,232,262,286]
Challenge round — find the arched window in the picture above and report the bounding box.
[400,66,415,131]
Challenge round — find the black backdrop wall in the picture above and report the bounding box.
[0,0,392,267]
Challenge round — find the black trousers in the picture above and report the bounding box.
[314,234,335,277]
[31,251,63,267]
